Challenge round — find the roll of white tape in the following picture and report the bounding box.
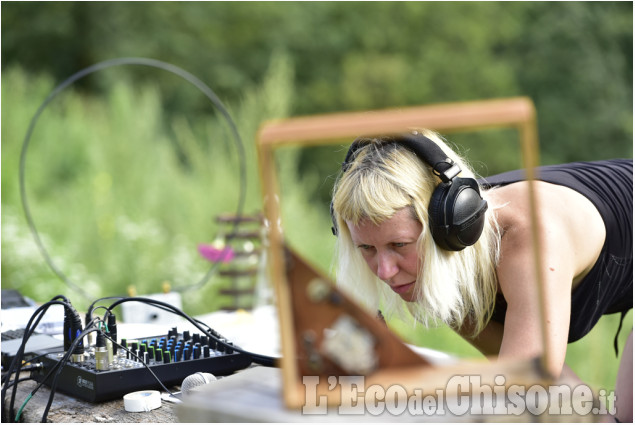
[123,390,162,412]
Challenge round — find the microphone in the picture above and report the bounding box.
[181,372,217,396]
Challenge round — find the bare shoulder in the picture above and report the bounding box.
[487,180,606,288]
[483,181,607,375]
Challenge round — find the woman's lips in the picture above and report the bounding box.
[390,282,414,295]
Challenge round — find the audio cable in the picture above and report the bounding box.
[1,298,73,422]
[3,295,277,422]
[103,297,278,367]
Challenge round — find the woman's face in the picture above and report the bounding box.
[347,207,422,302]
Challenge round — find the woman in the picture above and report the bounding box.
[330,130,632,421]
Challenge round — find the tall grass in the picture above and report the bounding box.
[1,53,298,313]
[2,57,628,395]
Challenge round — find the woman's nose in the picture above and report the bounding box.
[376,252,398,281]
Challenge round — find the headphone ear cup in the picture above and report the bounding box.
[451,179,488,248]
[428,178,488,251]
[428,183,452,250]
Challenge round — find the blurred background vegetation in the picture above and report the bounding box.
[2,2,632,393]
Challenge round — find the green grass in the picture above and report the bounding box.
[2,61,630,397]
[1,56,294,314]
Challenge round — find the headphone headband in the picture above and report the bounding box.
[332,132,487,251]
[343,133,461,183]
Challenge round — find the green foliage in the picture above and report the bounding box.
[1,54,298,315]
[3,3,631,205]
[1,1,632,396]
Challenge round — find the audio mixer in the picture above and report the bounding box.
[30,326,253,402]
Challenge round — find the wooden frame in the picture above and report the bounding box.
[256,97,549,409]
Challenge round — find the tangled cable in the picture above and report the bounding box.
[1,294,277,422]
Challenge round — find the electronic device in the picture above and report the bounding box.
[4,58,265,422]
[29,326,252,402]
[331,132,488,251]
[1,289,64,335]
[1,289,65,369]
[1,330,63,369]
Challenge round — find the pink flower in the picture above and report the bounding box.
[198,244,234,263]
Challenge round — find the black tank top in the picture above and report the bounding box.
[479,159,633,343]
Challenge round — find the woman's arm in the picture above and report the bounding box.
[458,317,503,356]
[496,227,573,378]
[494,181,605,378]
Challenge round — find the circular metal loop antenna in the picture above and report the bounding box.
[19,57,247,298]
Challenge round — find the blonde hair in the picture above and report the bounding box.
[331,130,501,336]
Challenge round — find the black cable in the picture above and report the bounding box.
[1,306,46,387]
[87,295,179,326]
[40,324,98,422]
[50,294,70,302]
[19,57,248,300]
[38,324,179,423]
[4,298,86,423]
[37,307,220,422]
[20,315,101,423]
[101,333,176,396]
[92,296,273,363]
[7,300,135,420]
[104,297,278,367]
[2,376,36,393]
[1,299,71,422]
[1,365,44,401]
[1,375,38,421]
[104,297,256,361]
[84,296,124,336]
[5,295,276,422]
[189,316,276,367]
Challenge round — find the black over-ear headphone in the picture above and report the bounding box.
[331,132,488,251]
